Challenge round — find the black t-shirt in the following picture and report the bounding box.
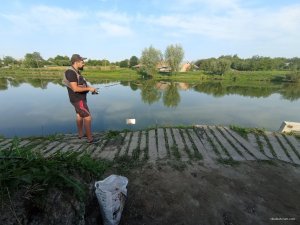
[65,68,88,103]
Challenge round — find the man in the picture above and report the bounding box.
[65,54,99,143]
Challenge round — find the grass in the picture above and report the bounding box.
[217,158,240,166]
[0,141,112,202]
[1,67,297,83]
[230,125,265,139]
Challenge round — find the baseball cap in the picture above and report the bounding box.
[70,54,87,64]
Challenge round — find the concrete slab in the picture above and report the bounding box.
[182,130,194,156]
[61,143,83,153]
[188,129,217,160]
[119,132,131,156]
[139,131,147,160]
[284,135,300,156]
[265,132,291,163]
[44,142,68,157]
[31,141,50,153]
[18,140,31,148]
[91,140,107,158]
[172,129,189,161]
[0,142,13,150]
[165,128,174,146]
[148,130,157,162]
[275,134,300,165]
[220,127,257,160]
[198,126,229,160]
[0,139,12,147]
[42,141,61,154]
[209,126,244,161]
[128,131,140,156]
[157,128,167,159]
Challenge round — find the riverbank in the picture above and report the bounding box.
[0,67,297,83]
[1,126,299,224]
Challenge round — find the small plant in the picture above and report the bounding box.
[170,145,181,160]
[230,125,265,138]
[0,146,111,202]
[113,155,142,174]
[105,130,121,139]
[217,158,240,166]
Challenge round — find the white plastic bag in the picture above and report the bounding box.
[95,175,128,225]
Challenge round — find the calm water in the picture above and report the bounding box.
[0,78,299,137]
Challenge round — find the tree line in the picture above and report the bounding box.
[1,48,299,77]
[195,55,300,75]
[0,52,135,69]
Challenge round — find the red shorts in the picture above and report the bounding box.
[71,100,90,118]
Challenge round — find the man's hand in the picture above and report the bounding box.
[89,87,97,93]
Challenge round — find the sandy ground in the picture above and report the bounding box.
[118,160,300,225]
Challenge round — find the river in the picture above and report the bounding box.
[0,78,299,137]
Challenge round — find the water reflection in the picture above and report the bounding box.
[0,77,299,137]
[1,77,300,105]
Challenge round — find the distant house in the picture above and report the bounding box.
[180,62,199,72]
[132,64,142,69]
[180,62,191,72]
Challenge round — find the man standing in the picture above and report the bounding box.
[65,54,99,143]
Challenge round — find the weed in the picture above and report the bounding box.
[217,158,240,166]
[113,155,142,175]
[170,145,181,160]
[0,146,111,202]
[105,130,121,139]
[230,125,265,139]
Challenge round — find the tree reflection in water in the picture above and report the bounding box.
[163,82,180,107]
[0,77,300,103]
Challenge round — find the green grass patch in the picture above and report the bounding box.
[217,158,240,166]
[113,155,142,175]
[230,125,265,138]
[170,145,181,160]
[0,143,112,202]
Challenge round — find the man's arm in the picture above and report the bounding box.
[69,82,96,93]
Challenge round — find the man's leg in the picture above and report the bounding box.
[83,115,93,141]
[76,113,84,138]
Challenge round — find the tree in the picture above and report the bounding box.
[119,59,129,68]
[52,55,70,66]
[164,44,184,74]
[140,46,162,76]
[215,58,231,75]
[3,56,17,66]
[23,52,45,68]
[129,56,139,67]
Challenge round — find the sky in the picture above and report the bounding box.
[1,0,300,62]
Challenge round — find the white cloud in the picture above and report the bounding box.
[143,3,300,42]
[96,11,131,24]
[1,5,85,33]
[98,21,133,37]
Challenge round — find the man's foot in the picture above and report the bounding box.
[87,138,101,144]
[78,134,87,139]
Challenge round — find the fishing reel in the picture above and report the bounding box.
[91,88,99,95]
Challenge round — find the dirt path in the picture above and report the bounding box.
[119,160,300,225]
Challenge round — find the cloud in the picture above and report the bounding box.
[96,11,131,24]
[143,3,300,41]
[96,11,134,37]
[1,5,85,34]
[98,21,133,37]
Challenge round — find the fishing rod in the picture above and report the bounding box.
[91,82,121,94]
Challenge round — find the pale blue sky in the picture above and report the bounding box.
[1,0,299,61]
